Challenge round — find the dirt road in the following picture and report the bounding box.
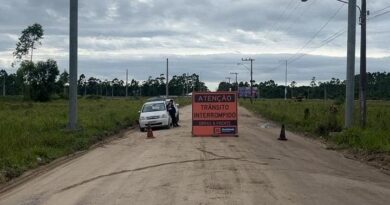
[1,106,390,205]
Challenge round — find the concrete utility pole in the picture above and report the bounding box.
[166,58,169,99]
[126,69,128,97]
[68,0,78,130]
[242,58,255,104]
[345,0,357,128]
[285,60,288,101]
[301,0,358,129]
[360,0,367,127]
[230,72,239,91]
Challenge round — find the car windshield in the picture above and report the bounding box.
[142,103,166,113]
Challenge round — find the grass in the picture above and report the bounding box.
[240,99,390,153]
[0,96,191,183]
[0,97,145,183]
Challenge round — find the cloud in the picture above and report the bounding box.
[0,0,389,91]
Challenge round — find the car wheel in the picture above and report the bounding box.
[140,127,145,132]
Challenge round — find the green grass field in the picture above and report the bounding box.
[240,99,390,153]
[0,96,191,183]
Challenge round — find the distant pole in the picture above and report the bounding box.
[2,75,5,96]
[242,58,254,104]
[68,0,78,130]
[251,60,253,103]
[126,69,128,97]
[230,72,239,91]
[166,58,169,98]
[324,85,327,101]
[226,77,231,84]
[285,60,288,101]
[360,0,367,127]
[186,73,189,95]
[345,0,357,128]
[111,83,114,97]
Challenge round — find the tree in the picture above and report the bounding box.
[310,77,317,88]
[13,23,44,62]
[0,69,7,96]
[78,74,86,96]
[290,81,297,98]
[17,59,59,101]
[129,79,140,96]
[87,77,99,95]
[217,82,231,91]
[57,70,69,97]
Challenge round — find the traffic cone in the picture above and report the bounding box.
[278,124,287,141]
[147,124,155,139]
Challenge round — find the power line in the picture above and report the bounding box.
[289,29,347,64]
[371,5,390,15]
[263,0,296,41]
[287,4,345,62]
[283,0,319,33]
[269,1,301,37]
[369,10,390,20]
[288,4,390,65]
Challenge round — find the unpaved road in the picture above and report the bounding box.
[1,106,390,205]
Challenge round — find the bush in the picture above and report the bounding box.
[17,60,59,102]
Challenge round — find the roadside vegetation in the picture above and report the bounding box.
[0,96,192,184]
[240,99,390,153]
[0,97,143,183]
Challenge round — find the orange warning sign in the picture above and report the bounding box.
[192,92,238,137]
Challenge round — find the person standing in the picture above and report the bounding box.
[167,100,179,127]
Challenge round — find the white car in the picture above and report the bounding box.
[139,101,172,131]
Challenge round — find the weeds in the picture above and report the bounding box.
[241,99,390,153]
[0,97,143,183]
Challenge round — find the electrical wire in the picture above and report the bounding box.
[369,10,390,20]
[287,4,345,62]
[289,29,347,64]
[262,0,296,40]
[370,5,390,15]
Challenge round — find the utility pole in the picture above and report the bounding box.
[285,60,288,101]
[68,0,78,130]
[126,69,128,97]
[360,0,367,127]
[230,72,239,91]
[186,73,189,95]
[345,0,357,128]
[2,75,5,96]
[242,58,254,104]
[324,85,327,101]
[226,77,231,84]
[111,82,114,97]
[166,58,169,99]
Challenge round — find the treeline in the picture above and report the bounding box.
[0,68,208,101]
[217,72,390,100]
[76,72,208,97]
[0,23,208,101]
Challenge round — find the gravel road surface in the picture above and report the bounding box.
[1,105,390,205]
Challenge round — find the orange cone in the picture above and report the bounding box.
[147,124,155,139]
[278,124,287,141]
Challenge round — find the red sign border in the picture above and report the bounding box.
[192,91,238,137]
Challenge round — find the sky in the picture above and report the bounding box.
[0,0,389,90]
